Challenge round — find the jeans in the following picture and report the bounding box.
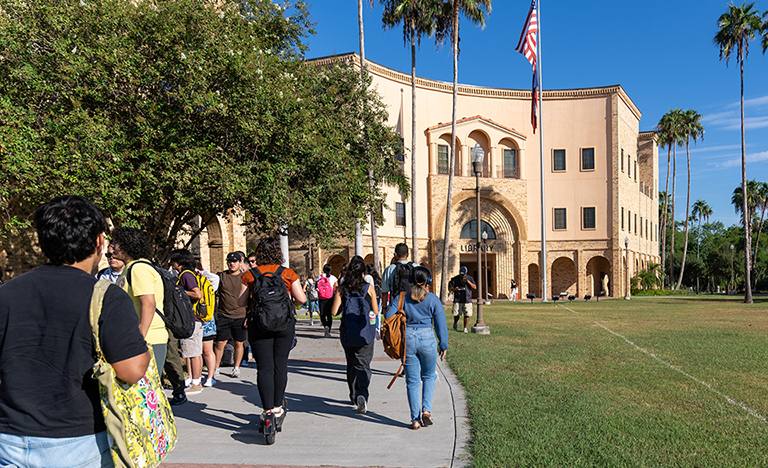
[403,327,438,423]
[308,299,320,314]
[0,430,112,468]
[343,342,374,402]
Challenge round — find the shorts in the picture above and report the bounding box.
[452,302,473,317]
[216,315,248,343]
[202,318,217,338]
[180,321,203,358]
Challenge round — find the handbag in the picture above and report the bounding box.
[89,279,178,468]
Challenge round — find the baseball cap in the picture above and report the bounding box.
[460,266,467,274]
[226,252,240,262]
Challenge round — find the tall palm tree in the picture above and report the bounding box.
[753,181,768,270]
[675,109,704,290]
[655,109,682,288]
[436,0,491,303]
[381,0,441,264]
[691,199,712,292]
[714,1,762,303]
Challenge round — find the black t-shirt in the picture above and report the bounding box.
[0,264,148,438]
[450,274,475,303]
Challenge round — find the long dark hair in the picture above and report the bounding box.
[340,255,366,294]
[366,263,381,288]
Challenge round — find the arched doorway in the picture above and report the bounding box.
[206,216,224,274]
[551,257,577,298]
[528,263,540,298]
[326,254,347,278]
[586,256,611,296]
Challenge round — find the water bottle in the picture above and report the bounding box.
[369,309,376,325]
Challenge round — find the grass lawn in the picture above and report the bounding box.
[445,296,768,467]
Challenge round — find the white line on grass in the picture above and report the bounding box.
[557,303,768,424]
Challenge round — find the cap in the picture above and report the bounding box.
[226,252,240,262]
[460,266,467,274]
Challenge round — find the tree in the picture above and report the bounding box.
[634,262,662,290]
[655,109,683,288]
[752,181,768,275]
[714,1,763,303]
[691,199,713,291]
[435,0,491,304]
[675,109,704,290]
[381,0,442,264]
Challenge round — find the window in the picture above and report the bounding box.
[646,219,649,238]
[621,149,624,172]
[581,148,595,171]
[503,149,517,178]
[628,155,632,178]
[395,202,406,226]
[554,208,567,230]
[582,207,596,230]
[640,217,643,237]
[460,220,496,239]
[395,137,405,162]
[634,214,637,234]
[628,210,631,231]
[553,149,566,172]
[634,160,637,181]
[437,144,449,174]
[621,208,625,230]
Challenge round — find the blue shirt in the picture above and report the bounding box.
[381,260,418,293]
[386,292,449,351]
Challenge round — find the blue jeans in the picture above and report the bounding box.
[403,327,438,423]
[308,299,319,314]
[0,430,112,468]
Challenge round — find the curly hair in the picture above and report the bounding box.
[110,227,153,261]
[254,237,284,266]
[34,195,108,265]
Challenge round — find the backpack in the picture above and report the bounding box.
[306,280,319,301]
[126,260,196,339]
[381,292,408,389]
[248,266,294,333]
[391,262,415,299]
[317,275,334,300]
[182,270,215,322]
[339,284,375,347]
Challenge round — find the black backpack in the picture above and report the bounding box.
[126,260,196,339]
[391,262,415,299]
[248,266,294,333]
[339,284,375,347]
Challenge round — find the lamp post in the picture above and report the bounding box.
[471,143,490,335]
[730,244,735,295]
[624,236,630,300]
[482,230,490,304]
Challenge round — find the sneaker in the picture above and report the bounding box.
[184,376,192,388]
[169,394,187,405]
[452,323,458,331]
[240,360,249,367]
[230,367,241,378]
[203,378,216,387]
[214,368,221,378]
[463,328,468,333]
[356,395,367,415]
[185,383,203,396]
[324,326,330,338]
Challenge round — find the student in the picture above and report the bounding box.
[385,266,448,430]
[170,249,204,396]
[316,264,338,338]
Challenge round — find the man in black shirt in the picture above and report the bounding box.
[0,196,149,467]
[449,266,477,333]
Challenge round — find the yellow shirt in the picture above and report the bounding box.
[118,260,169,346]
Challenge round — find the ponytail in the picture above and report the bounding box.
[409,284,428,303]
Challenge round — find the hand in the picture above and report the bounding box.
[439,349,447,361]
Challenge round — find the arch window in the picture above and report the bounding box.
[460,220,496,239]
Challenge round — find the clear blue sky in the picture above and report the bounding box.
[302,1,768,228]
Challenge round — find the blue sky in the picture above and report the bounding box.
[302,1,768,227]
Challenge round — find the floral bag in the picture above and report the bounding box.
[89,279,177,468]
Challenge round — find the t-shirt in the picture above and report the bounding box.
[217,270,247,319]
[315,274,338,298]
[118,260,168,345]
[0,265,148,438]
[450,274,475,303]
[177,270,201,322]
[243,265,300,295]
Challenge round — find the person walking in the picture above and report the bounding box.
[510,278,518,302]
[331,256,378,414]
[239,238,306,423]
[304,273,319,326]
[215,252,249,379]
[385,266,448,430]
[170,249,205,396]
[316,264,338,338]
[449,266,476,333]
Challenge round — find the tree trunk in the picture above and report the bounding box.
[676,141,691,290]
[670,144,677,288]
[410,23,418,263]
[740,57,753,303]
[660,146,671,288]
[354,0,366,259]
[439,1,460,304]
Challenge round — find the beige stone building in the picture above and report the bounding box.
[300,53,659,300]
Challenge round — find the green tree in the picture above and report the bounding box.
[634,262,662,290]
[714,1,763,303]
[675,109,704,290]
[691,199,713,291]
[655,109,683,288]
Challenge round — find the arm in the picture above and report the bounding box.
[367,284,379,315]
[331,290,342,316]
[137,294,156,337]
[112,350,151,384]
[431,296,449,358]
[290,278,306,305]
[236,282,249,308]
[465,278,477,290]
[186,286,202,302]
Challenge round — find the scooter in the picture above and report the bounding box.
[258,403,287,445]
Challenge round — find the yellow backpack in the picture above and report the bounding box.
[181,270,216,322]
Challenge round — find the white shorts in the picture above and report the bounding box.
[180,322,203,358]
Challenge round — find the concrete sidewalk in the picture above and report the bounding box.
[160,319,470,468]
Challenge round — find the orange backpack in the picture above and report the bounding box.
[381,292,408,388]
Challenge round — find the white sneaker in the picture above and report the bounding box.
[463,328,468,333]
[214,368,220,378]
[230,367,240,378]
[203,378,216,387]
[356,395,367,414]
[184,377,192,388]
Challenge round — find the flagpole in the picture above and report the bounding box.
[537,0,548,302]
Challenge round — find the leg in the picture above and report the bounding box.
[151,343,166,377]
[233,340,245,368]
[251,332,276,410]
[214,340,227,369]
[343,345,357,403]
[202,339,216,381]
[164,334,186,399]
[403,330,422,424]
[452,303,460,330]
[417,333,438,415]
[271,321,296,410]
[354,342,374,401]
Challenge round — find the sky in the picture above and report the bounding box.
[301,0,768,228]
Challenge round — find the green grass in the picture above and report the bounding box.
[445,296,768,467]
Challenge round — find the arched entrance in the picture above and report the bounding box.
[528,263,540,298]
[586,256,611,296]
[551,257,577,298]
[206,216,224,274]
[326,254,347,278]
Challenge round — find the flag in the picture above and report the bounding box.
[516,0,538,133]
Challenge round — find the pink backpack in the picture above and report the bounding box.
[317,275,334,300]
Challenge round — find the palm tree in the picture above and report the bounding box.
[655,109,683,288]
[714,1,762,303]
[675,109,704,290]
[691,199,712,292]
[381,0,441,264]
[753,181,768,271]
[436,0,491,303]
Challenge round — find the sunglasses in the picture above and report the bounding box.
[248,259,257,264]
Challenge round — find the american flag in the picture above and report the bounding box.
[516,0,538,133]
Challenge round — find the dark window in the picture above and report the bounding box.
[503,149,517,178]
[646,219,649,238]
[628,210,631,231]
[628,155,632,177]
[621,208,625,230]
[621,149,624,172]
[581,148,595,170]
[640,217,643,237]
[554,208,567,230]
[459,220,496,239]
[437,144,449,174]
[395,202,406,226]
[553,149,566,171]
[634,214,637,234]
[582,207,596,230]
[634,160,637,181]
[395,137,405,162]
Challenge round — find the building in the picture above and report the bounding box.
[300,53,659,300]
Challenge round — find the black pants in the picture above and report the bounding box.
[343,341,374,402]
[318,298,333,330]
[164,332,186,398]
[249,319,295,410]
